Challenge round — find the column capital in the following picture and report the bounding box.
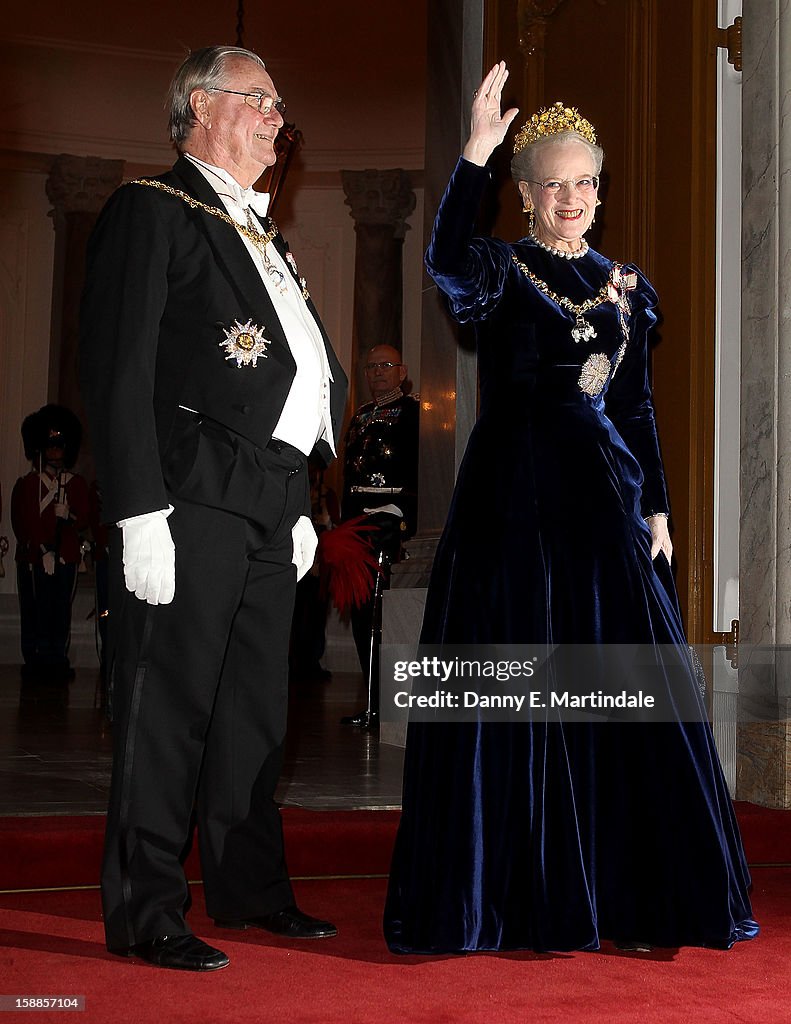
[341,169,416,239]
[46,154,125,220]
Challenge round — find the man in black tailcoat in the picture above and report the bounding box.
[80,45,347,972]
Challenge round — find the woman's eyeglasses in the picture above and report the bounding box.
[527,176,599,195]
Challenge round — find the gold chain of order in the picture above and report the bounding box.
[131,179,278,255]
[510,253,614,316]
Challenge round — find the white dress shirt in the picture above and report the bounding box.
[184,153,335,457]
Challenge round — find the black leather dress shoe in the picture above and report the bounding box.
[214,905,337,939]
[124,934,230,971]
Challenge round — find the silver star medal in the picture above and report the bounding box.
[578,352,612,397]
[219,319,270,368]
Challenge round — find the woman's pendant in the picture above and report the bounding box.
[571,314,597,344]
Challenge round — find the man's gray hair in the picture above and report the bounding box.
[167,45,267,146]
[510,131,604,186]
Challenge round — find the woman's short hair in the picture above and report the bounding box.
[167,45,267,145]
[510,132,604,185]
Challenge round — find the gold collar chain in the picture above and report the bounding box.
[510,253,622,344]
[510,252,613,316]
[131,179,279,257]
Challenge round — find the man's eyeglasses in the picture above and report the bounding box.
[208,89,286,117]
[364,362,403,372]
[527,175,599,194]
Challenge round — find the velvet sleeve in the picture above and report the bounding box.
[604,267,670,518]
[424,158,511,323]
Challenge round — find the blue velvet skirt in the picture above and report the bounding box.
[383,398,758,953]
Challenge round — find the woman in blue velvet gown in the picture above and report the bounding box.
[384,63,758,954]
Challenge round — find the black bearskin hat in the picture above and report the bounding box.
[21,404,82,468]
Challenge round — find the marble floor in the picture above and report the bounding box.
[0,662,404,817]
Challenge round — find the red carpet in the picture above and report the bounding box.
[0,809,401,892]
[0,804,789,1023]
[0,874,788,1024]
[1,802,787,891]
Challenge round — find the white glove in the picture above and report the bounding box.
[54,501,70,520]
[120,510,175,605]
[291,515,318,582]
[41,551,56,576]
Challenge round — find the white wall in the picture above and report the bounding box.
[0,170,55,595]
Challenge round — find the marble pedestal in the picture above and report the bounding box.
[738,720,791,807]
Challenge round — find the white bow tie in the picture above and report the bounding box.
[232,184,271,218]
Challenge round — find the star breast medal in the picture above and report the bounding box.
[578,352,612,397]
[219,319,270,368]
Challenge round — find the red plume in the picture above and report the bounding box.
[317,515,381,614]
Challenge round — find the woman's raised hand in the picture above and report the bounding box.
[462,62,520,167]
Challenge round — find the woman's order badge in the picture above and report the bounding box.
[578,352,612,397]
[219,319,270,367]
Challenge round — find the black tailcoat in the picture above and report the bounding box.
[81,155,346,524]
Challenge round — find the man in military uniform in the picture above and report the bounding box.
[341,344,419,726]
[11,405,89,682]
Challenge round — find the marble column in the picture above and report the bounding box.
[341,169,416,408]
[380,0,484,748]
[737,0,791,807]
[417,0,484,539]
[45,154,124,474]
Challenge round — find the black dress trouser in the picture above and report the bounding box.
[101,444,307,952]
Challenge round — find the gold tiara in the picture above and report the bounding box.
[513,101,597,154]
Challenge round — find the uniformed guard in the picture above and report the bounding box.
[340,343,419,726]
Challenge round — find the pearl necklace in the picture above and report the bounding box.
[530,234,588,260]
